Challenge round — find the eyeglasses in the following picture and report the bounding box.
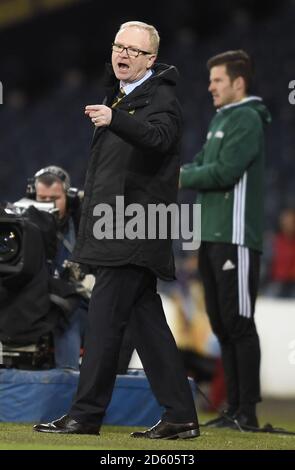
[112,43,152,58]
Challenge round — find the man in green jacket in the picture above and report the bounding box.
[180,50,271,429]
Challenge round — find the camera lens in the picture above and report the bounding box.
[0,224,21,263]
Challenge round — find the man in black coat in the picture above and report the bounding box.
[34,166,87,370]
[34,21,199,439]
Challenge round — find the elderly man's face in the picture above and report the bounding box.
[36,181,67,219]
[112,27,156,83]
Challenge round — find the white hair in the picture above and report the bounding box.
[119,21,160,54]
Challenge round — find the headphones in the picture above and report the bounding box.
[26,166,79,201]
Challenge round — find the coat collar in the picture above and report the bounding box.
[103,62,179,90]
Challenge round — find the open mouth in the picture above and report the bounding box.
[118,63,130,70]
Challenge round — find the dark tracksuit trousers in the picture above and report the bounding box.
[199,242,261,412]
[69,264,197,426]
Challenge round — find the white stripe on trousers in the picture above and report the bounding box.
[232,172,247,245]
[238,245,251,318]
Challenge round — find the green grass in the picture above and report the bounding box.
[1,415,295,450]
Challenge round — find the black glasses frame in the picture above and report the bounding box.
[112,43,152,58]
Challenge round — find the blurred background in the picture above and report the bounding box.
[0,0,295,408]
[0,0,294,215]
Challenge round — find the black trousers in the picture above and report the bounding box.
[69,265,197,425]
[199,242,261,410]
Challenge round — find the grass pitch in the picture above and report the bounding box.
[1,413,295,450]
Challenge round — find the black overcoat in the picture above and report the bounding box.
[73,63,182,280]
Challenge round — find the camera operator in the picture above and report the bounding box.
[33,166,88,370]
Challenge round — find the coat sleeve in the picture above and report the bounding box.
[109,99,182,154]
[193,148,205,165]
[180,108,262,190]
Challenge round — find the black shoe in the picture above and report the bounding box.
[203,410,236,428]
[229,411,259,431]
[33,415,100,435]
[130,420,200,440]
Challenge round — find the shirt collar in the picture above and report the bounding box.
[120,69,153,96]
[217,96,262,112]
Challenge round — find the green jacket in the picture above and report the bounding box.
[180,97,271,252]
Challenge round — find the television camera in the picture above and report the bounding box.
[0,198,91,369]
